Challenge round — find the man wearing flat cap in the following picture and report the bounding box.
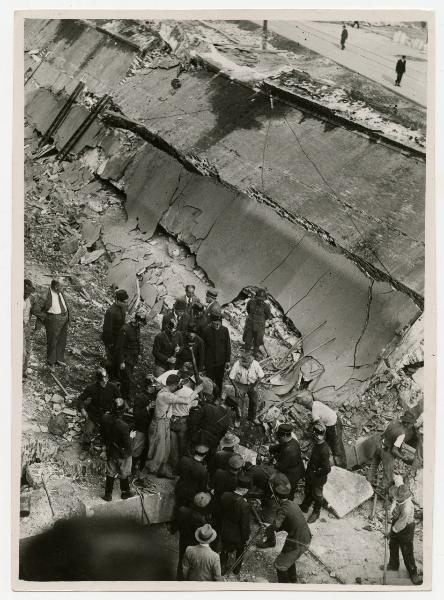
[211,432,240,474]
[102,288,128,377]
[270,424,305,500]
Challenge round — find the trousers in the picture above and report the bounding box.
[368,444,395,490]
[243,320,265,357]
[325,418,347,468]
[388,523,417,576]
[45,313,68,365]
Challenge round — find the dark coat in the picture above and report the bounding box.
[133,392,156,433]
[220,491,251,547]
[270,438,305,490]
[201,325,231,368]
[177,334,205,372]
[306,441,331,486]
[212,468,238,500]
[383,420,415,450]
[273,499,311,553]
[102,413,132,459]
[102,303,126,348]
[199,404,231,449]
[245,298,272,327]
[114,323,141,365]
[152,330,184,370]
[175,456,209,506]
[396,59,406,75]
[77,381,119,423]
[341,28,348,43]
[34,287,70,322]
[162,310,191,332]
[204,300,222,319]
[176,505,209,548]
[212,448,235,474]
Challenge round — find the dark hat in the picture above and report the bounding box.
[166,374,181,386]
[313,422,327,434]
[195,524,217,544]
[401,411,416,424]
[24,278,35,292]
[206,288,218,299]
[193,492,211,508]
[210,312,222,322]
[134,309,147,324]
[174,298,187,311]
[395,484,412,503]
[277,423,293,436]
[115,289,129,301]
[255,288,266,299]
[236,474,252,490]
[275,482,291,498]
[228,454,244,470]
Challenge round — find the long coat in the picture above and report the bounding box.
[220,491,251,548]
[175,456,209,506]
[270,438,305,491]
[201,325,231,368]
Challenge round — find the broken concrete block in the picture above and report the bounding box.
[81,248,106,265]
[236,444,257,466]
[323,466,374,518]
[62,407,78,417]
[51,393,64,405]
[345,433,382,470]
[48,413,69,435]
[60,235,79,255]
[26,463,43,488]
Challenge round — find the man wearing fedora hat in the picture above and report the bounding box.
[386,484,422,585]
[211,432,240,473]
[175,492,212,580]
[299,422,331,524]
[175,444,210,509]
[102,288,129,377]
[270,424,305,501]
[220,474,252,576]
[182,524,223,581]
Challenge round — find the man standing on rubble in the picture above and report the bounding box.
[228,352,264,425]
[169,367,199,470]
[201,313,231,393]
[204,288,221,319]
[262,481,312,583]
[162,298,190,332]
[101,288,128,377]
[34,278,70,371]
[220,474,252,577]
[131,375,157,478]
[180,284,200,314]
[368,411,418,493]
[296,390,347,468]
[114,309,147,404]
[153,319,184,377]
[242,288,272,359]
[300,422,331,523]
[101,397,135,502]
[270,424,305,501]
[74,367,120,453]
[176,325,205,373]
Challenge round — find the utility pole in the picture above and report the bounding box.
[262,20,268,50]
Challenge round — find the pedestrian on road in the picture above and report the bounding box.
[75,367,120,452]
[386,484,422,585]
[228,352,264,424]
[201,313,231,393]
[220,474,252,577]
[242,288,272,359]
[262,482,312,583]
[395,55,407,86]
[152,319,184,377]
[182,524,223,581]
[340,24,348,50]
[114,309,147,404]
[299,422,331,523]
[34,278,70,371]
[101,397,135,502]
[269,424,305,500]
[101,288,128,377]
[296,390,347,468]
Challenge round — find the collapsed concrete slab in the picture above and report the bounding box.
[323,466,374,518]
[345,433,382,470]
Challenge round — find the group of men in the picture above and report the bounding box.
[22,278,423,584]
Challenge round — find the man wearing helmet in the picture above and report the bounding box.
[74,367,120,452]
[114,309,147,404]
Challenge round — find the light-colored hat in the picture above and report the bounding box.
[195,524,217,544]
[194,492,211,508]
[220,432,240,448]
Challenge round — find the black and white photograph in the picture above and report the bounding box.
[12,9,434,590]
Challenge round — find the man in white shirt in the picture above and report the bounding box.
[170,368,199,470]
[34,279,70,371]
[229,352,264,425]
[296,390,347,468]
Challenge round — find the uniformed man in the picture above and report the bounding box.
[201,313,231,393]
[220,474,252,576]
[101,397,135,502]
[114,309,147,404]
[242,288,272,359]
[270,424,305,500]
[102,289,128,377]
[300,422,331,523]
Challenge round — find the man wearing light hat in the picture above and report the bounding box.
[300,422,331,523]
[270,424,305,500]
[182,524,223,581]
[102,288,128,377]
[175,491,212,580]
[211,432,240,473]
[386,484,422,585]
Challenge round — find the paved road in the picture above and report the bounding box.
[255,20,427,107]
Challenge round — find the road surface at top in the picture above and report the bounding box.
[255,20,427,107]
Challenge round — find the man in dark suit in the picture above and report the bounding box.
[102,289,128,377]
[34,278,70,371]
[270,424,305,501]
[395,55,407,86]
[201,313,231,393]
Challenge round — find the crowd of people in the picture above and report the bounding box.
[22,278,423,584]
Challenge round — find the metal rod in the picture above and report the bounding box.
[277,320,327,368]
[39,81,85,147]
[304,337,336,356]
[50,372,69,396]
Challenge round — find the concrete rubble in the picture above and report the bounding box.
[323,467,374,518]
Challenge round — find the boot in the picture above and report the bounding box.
[299,501,310,513]
[287,564,298,583]
[276,569,289,583]
[307,502,321,523]
[120,478,136,500]
[410,573,423,585]
[102,476,114,502]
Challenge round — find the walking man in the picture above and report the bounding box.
[229,352,264,424]
[35,279,70,371]
[101,397,135,502]
[102,289,128,377]
[296,390,347,467]
[220,474,251,577]
[242,288,271,359]
[395,56,407,87]
[340,24,348,50]
[270,424,305,500]
[386,484,422,585]
[201,313,231,393]
[114,309,147,404]
[182,524,223,581]
[300,422,331,523]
